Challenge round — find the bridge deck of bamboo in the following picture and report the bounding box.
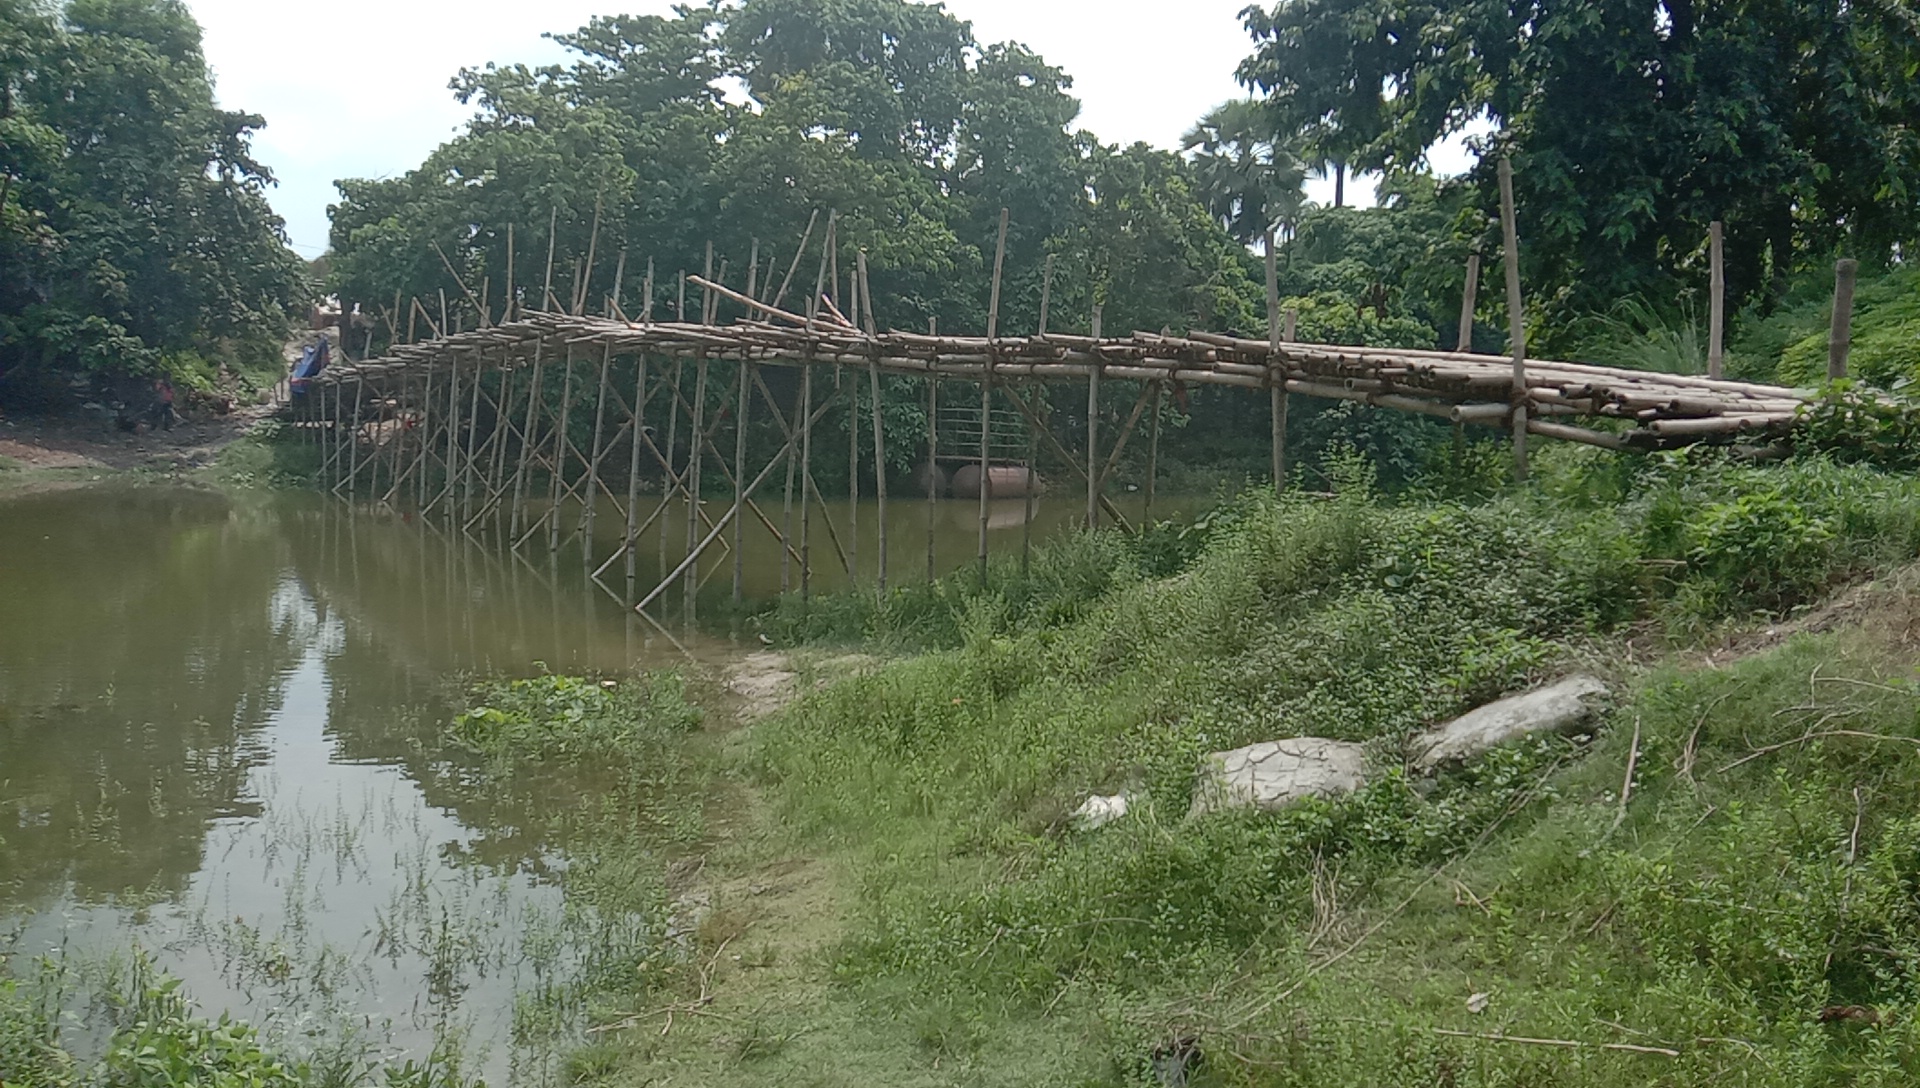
[296,283,1811,619]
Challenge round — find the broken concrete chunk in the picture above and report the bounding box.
[1188,738,1370,817]
[1410,675,1609,772]
[1071,792,1135,831]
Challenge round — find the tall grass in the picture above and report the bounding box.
[736,448,1920,1085]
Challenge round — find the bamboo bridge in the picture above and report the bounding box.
[293,285,1811,618]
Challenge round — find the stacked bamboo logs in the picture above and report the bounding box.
[310,304,1812,453]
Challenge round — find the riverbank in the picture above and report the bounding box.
[11,444,1920,1086]
[600,447,1920,1086]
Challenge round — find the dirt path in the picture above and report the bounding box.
[0,401,275,474]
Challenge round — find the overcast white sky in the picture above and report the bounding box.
[187,0,1441,257]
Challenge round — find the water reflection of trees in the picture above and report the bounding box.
[0,488,308,905]
[0,488,699,909]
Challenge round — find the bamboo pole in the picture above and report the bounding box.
[583,343,613,563]
[685,352,708,614]
[510,344,545,539]
[860,250,887,593]
[771,209,820,312]
[505,224,516,322]
[542,206,558,313]
[1266,230,1287,495]
[799,365,814,600]
[1145,380,1162,522]
[926,319,938,584]
[732,358,752,605]
[1707,223,1725,379]
[1498,156,1529,482]
[461,351,484,521]
[626,354,648,585]
[1086,304,1103,529]
[980,208,1009,586]
[548,346,576,552]
[1830,258,1858,380]
[1457,253,1481,353]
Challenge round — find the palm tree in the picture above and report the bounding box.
[1182,100,1310,249]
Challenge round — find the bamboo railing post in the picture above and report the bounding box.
[979,208,1009,586]
[1707,223,1725,379]
[1457,253,1481,353]
[1498,156,1529,482]
[1829,258,1858,380]
[1086,305,1103,529]
[771,209,819,312]
[505,224,516,322]
[641,259,655,322]
[542,206,558,312]
[859,250,887,593]
[1266,230,1287,495]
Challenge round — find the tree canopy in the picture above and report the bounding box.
[0,0,306,403]
[1239,0,1920,327]
[324,0,1266,347]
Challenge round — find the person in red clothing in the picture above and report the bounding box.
[152,377,176,430]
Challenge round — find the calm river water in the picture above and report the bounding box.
[0,482,1172,1081]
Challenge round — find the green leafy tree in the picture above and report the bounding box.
[1182,99,1309,247]
[0,0,305,403]
[1238,0,1920,326]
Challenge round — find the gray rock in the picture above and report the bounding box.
[1410,675,1609,772]
[1071,791,1135,830]
[1189,738,1370,817]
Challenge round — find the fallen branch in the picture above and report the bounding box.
[1432,1027,1680,1057]
[1714,729,1920,774]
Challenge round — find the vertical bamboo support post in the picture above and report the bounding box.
[1829,258,1858,380]
[800,213,836,600]
[1498,156,1529,482]
[1145,382,1162,522]
[845,273,859,587]
[799,366,814,600]
[684,353,708,614]
[1265,230,1287,495]
[416,366,436,508]
[1086,305,1103,529]
[1707,223,1725,379]
[438,353,461,514]
[925,320,938,584]
[461,352,484,521]
[341,374,362,495]
[860,251,887,593]
[979,208,1009,587]
[584,343,613,562]
[1022,255,1052,576]
[659,356,683,574]
[685,259,712,614]
[626,354,648,586]
[549,347,576,552]
[510,343,546,540]
[731,357,752,605]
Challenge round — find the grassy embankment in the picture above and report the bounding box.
[586,445,1920,1087]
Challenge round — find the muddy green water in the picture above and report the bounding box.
[0,483,1180,1082]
